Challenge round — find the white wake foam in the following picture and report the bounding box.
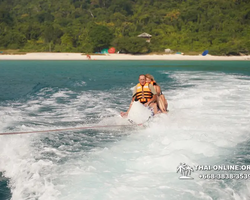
[1,71,250,200]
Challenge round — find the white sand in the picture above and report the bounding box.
[0,53,250,60]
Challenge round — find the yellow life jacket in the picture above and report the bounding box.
[133,82,153,104]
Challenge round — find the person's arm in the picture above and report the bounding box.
[121,96,135,117]
[126,97,135,112]
[144,84,157,106]
[155,85,161,96]
[121,87,136,117]
[145,95,156,106]
[150,95,157,104]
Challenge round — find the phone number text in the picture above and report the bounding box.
[199,173,250,180]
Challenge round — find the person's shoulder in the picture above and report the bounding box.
[148,83,155,90]
[131,85,136,91]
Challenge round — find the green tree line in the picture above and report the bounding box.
[0,0,250,55]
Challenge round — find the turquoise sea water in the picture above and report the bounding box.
[0,61,250,200]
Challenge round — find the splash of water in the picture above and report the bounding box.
[1,71,250,200]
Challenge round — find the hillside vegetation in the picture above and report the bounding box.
[0,0,250,55]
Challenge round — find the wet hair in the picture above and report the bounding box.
[145,74,155,81]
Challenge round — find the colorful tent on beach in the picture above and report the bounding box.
[108,47,116,53]
[101,49,109,54]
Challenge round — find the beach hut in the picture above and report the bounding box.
[138,32,152,43]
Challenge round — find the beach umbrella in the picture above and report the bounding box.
[108,47,116,54]
[202,50,209,56]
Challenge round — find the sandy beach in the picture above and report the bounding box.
[0,53,250,60]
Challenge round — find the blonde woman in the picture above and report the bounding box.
[145,74,168,113]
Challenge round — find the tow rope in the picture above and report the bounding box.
[0,123,143,136]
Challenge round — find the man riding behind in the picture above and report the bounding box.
[121,74,157,117]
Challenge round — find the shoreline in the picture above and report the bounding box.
[0,53,250,61]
